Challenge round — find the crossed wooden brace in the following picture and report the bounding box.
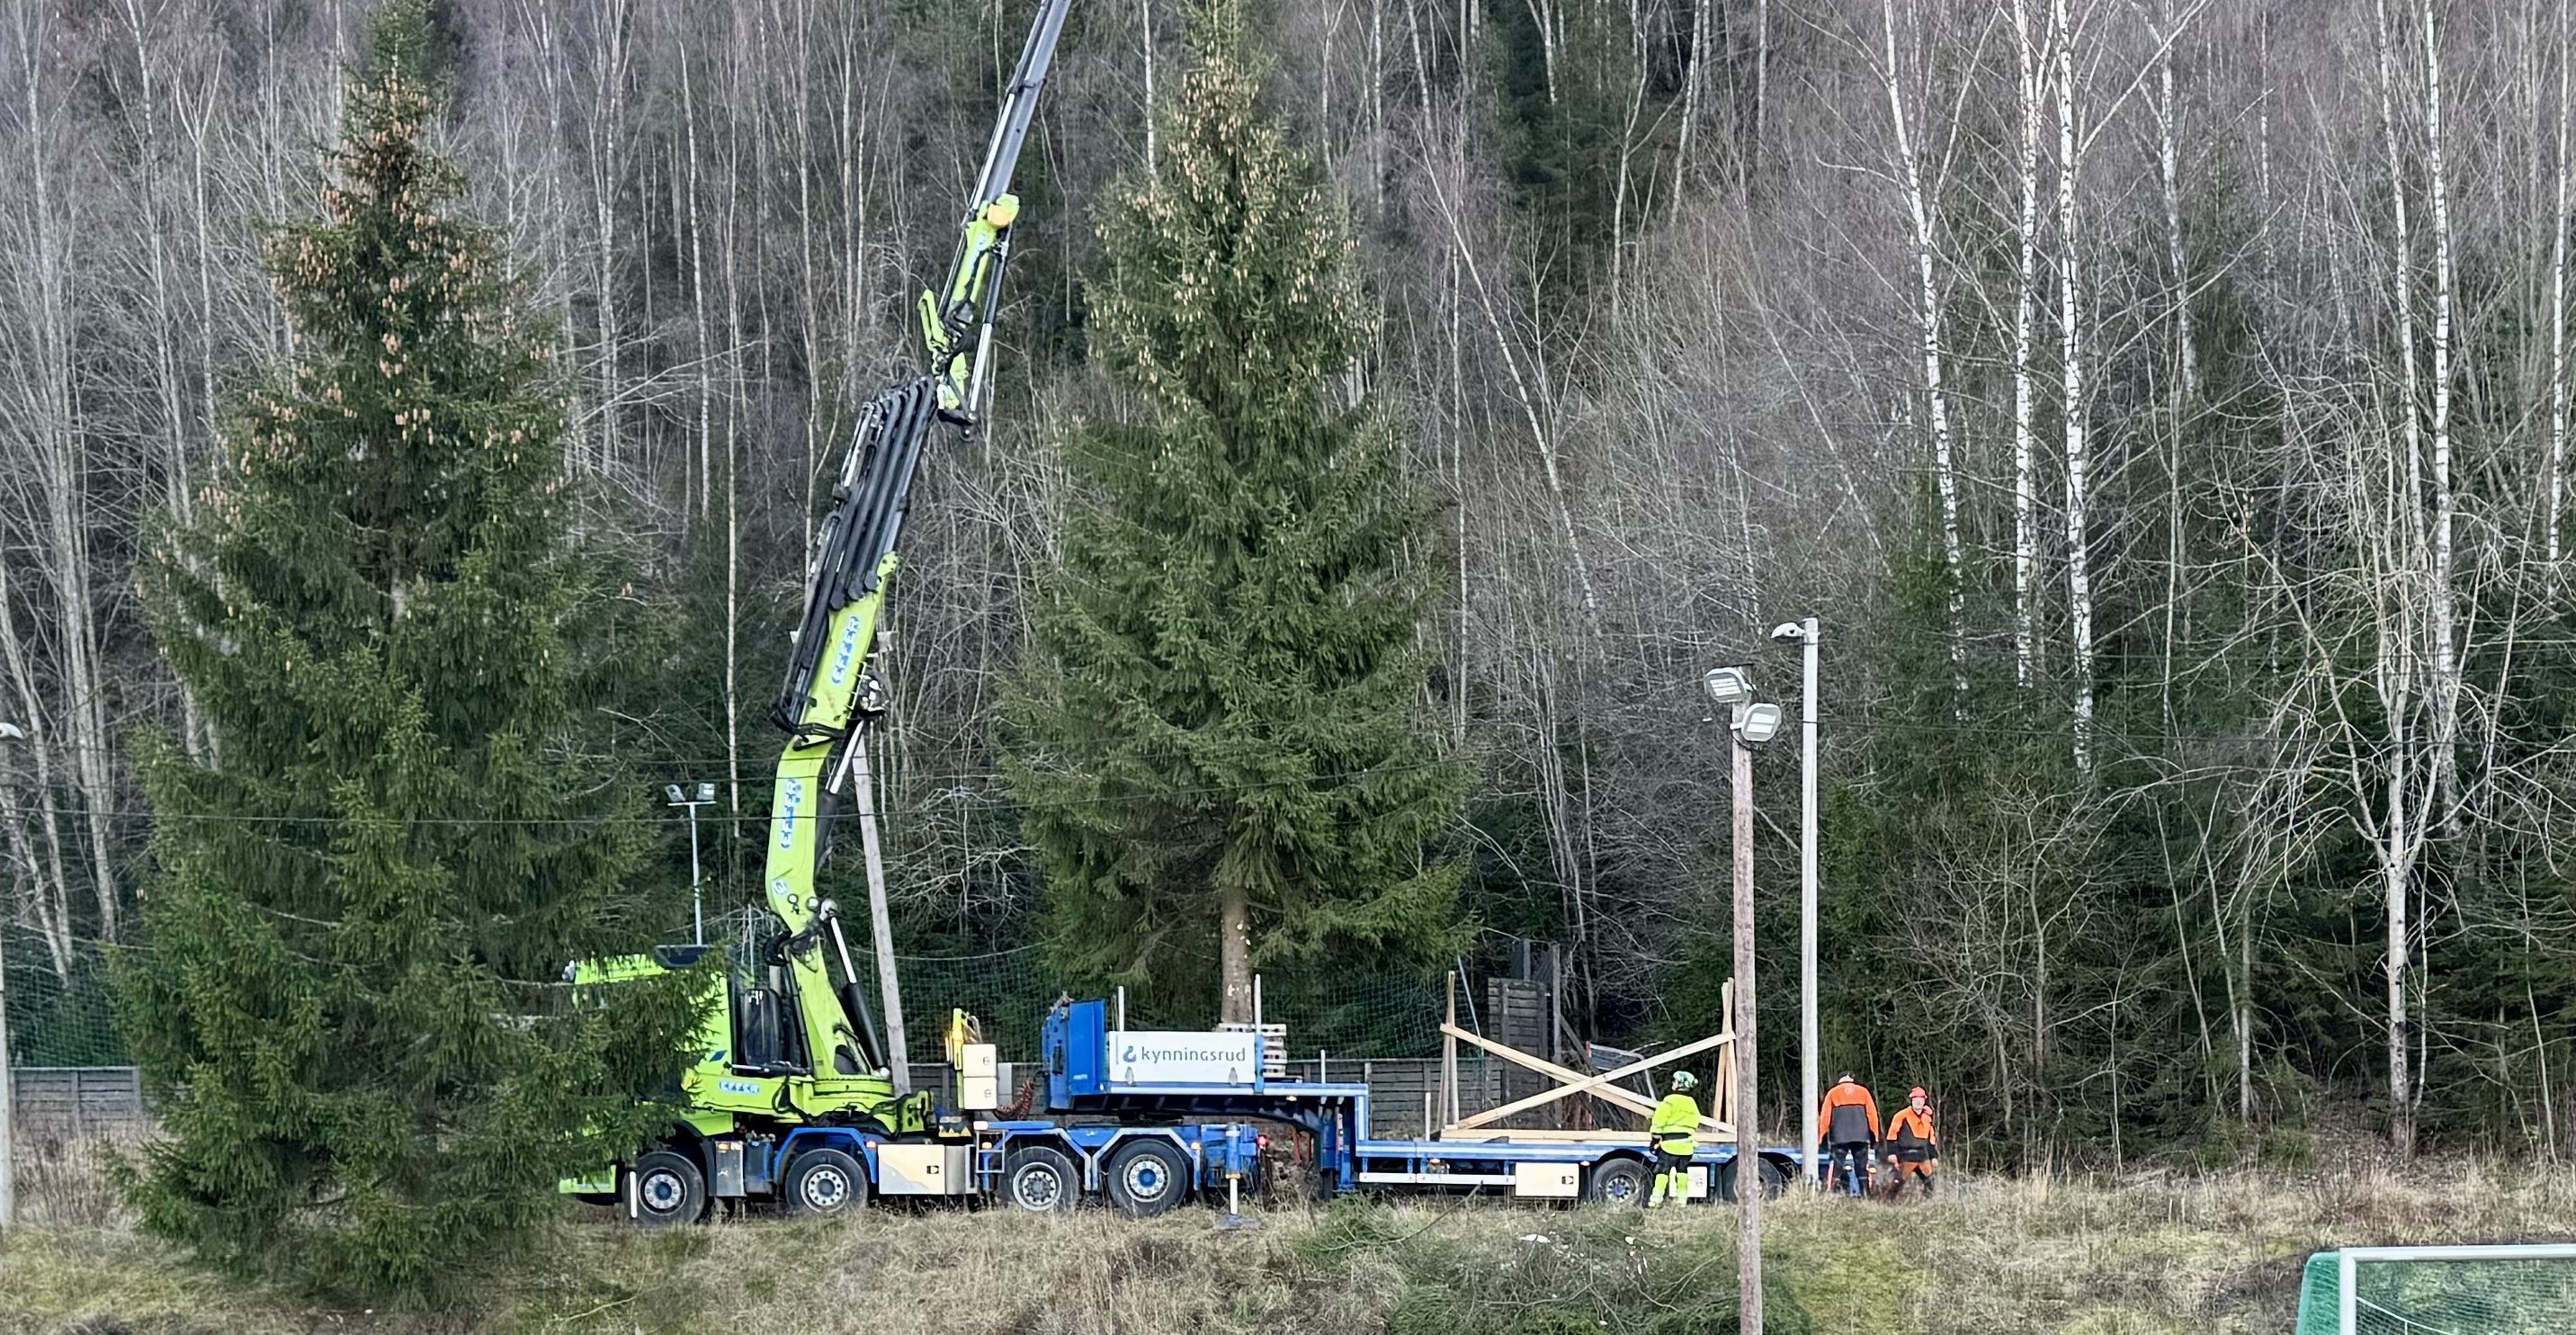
[1440,1022,1735,1138]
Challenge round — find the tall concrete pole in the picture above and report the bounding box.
[1798,618,1820,1189]
[1731,699,1763,1335]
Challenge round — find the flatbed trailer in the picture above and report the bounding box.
[585,994,1798,1222]
[988,999,1804,1210]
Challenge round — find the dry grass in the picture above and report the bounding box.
[5,1155,2572,1335]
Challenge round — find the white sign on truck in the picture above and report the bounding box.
[1111,1030,1261,1086]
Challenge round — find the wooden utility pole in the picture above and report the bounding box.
[852,729,911,1092]
[1731,702,1762,1335]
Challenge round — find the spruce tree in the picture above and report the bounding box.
[115,2,694,1301]
[1006,0,1467,1024]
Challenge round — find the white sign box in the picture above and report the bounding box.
[1111,1030,1261,1086]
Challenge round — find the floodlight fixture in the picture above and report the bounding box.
[1738,702,1784,745]
[694,782,717,803]
[1770,622,1808,643]
[1702,666,1753,706]
[665,784,686,805]
[0,721,22,741]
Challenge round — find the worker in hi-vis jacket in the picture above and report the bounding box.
[1883,1087,1939,1197]
[1816,1072,1883,1196]
[1646,1071,1702,1207]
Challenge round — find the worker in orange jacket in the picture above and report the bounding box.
[1883,1087,1938,1198]
[1815,1072,1881,1196]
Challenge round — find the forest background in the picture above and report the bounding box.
[4,0,2572,1167]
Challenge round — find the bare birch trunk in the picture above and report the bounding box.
[12,17,121,936]
[683,58,713,526]
[2056,0,2096,775]
[0,552,73,976]
[1677,0,1707,181]
[1883,0,1968,706]
[2372,0,2421,1157]
[2421,0,2459,857]
[1142,0,1159,179]
[2552,0,2571,585]
[2012,0,2042,692]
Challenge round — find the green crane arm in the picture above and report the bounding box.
[757,0,1073,1096]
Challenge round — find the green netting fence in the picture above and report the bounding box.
[2298,1248,2576,1334]
[4,929,124,1069]
[6,914,1472,1075]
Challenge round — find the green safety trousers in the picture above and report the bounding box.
[1647,1139,1694,1206]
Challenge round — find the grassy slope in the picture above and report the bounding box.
[7,1166,2572,1335]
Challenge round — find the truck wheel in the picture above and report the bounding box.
[1002,1145,1080,1213]
[783,1148,869,1218]
[1585,1158,1652,1206]
[1104,1139,1189,1219]
[1714,1157,1789,1204]
[631,1150,706,1228]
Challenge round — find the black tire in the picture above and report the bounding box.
[1103,1138,1190,1218]
[631,1150,707,1228]
[783,1147,869,1218]
[1714,1156,1791,1204]
[1585,1157,1653,1206]
[1001,1145,1081,1214]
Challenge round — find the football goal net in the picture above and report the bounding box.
[2295,1244,2576,1334]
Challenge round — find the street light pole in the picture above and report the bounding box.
[1730,695,1762,1335]
[1772,617,1820,1187]
[666,783,716,945]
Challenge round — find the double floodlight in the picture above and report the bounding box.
[666,782,718,805]
[1701,668,1783,744]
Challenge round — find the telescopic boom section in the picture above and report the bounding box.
[759,0,1073,1089]
[919,0,1073,418]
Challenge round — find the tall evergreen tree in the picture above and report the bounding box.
[1006,0,1467,1024]
[114,2,695,1301]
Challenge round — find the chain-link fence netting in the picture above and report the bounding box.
[2298,1250,2576,1334]
[4,929,125,1069]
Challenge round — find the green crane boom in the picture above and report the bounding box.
[748,0,1074,1123]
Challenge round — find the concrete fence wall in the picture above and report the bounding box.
[11,1066,148,1133]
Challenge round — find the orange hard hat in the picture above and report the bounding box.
[1909,1087,1928,1100]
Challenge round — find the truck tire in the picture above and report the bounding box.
[783,1147,869,1218]
[1585,1157,1652,1206]
[1714,1156,1789,1204]
[631,1150,707,1228]
[1001,1145,1080,1214]
[1104,1138,1189,1219]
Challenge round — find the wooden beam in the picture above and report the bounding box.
[1442,972,1458,1126]
[1435,1126,1735,1144]
[1442,1023,1729,1135]
[1448,1026,1734,1133]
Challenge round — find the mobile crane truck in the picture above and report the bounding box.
[556,0,1090,1223]
[564,0,1803,1223]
